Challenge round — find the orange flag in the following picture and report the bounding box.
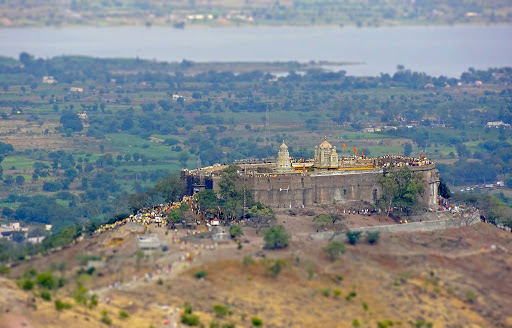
[419,153,422,159]
[362,150,364,157]
[343,144,346,150]
[354,147,357,154]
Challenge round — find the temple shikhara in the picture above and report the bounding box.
[182,137,440,208]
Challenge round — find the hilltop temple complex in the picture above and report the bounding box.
[182,137,440,209]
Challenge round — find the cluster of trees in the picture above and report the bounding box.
[194,165,274,223]
[378,167,426,216]
[1,150,173,230]
[452,192,512,228]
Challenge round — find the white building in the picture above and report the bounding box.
[485,121,511,129]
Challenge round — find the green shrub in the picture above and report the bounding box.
[213,304,231,318]
[263,225,290,249]
[23,268,38,278]
[88,294,99,310]
[251,317,263,326]
[265,259,286,278]
[0,265,10,275]
[18,279,34,291]
[36,272,57,290]
[333,289,341,296]
[366,231,380,244]
[181,313,200,326]
[345,291,357,301]
[321,288,330,297]
[352,319,361,327]
[313,214,331,230]
[209,321,220,328]
[229,225,243,238]
[221,324,235,328]
[465,290,476,302]
[346,231,362,245]
[184,302,193,314]
[157,278,164,285]
[194,271,207,279]
[362,302,368,311]
[54,299,72,311]
[40,290,52,301]
[336,275,344,281]
[377,320,393,328]
[409,321,432,328]
[101,310,112,325]
[119,309,130,319]
[323,242,345,261]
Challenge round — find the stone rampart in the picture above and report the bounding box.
[181,161,440,208]
[248,169,382,208]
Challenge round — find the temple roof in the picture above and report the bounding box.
[318,136,333,149]
[280,140,288,150]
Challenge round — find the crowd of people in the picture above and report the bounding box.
[93,197,193,234]
[379,155,434,168]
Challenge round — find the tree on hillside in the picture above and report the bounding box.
[218,165,254,219]
[321,204,347,228]
[195,190,218,211]
[378,167,426,216]
[313,214,331,231]
[0,142,14,155]
[263,225,290,250]
[248,203,275,234]
[60,110,83,132]
[151,174,183,203]
[403,142,413,157]
[218,165,244,200]
[15,175,25,187]
[168,208,185,224]
[179,152,189,168]
[438,178,451,199]
[455,143,471,158]
[229,224,243,238]
[126,192,150,213]
[323,242,345,261]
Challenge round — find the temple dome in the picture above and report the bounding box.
[318,136,332,149]
[280,140,288,150]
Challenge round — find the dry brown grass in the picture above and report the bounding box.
[2,223,512,328]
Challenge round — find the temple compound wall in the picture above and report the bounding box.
[248,170,381,208]
[247,164,439,208]
[182,164,440,209]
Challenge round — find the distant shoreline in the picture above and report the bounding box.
[0,24,509,77]
[1,21,511,30]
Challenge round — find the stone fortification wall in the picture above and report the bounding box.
[182,162,440,208]
[310,214,480,242]
[248,170,382,208]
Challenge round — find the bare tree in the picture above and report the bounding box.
[247,205,276,235]
[320,205,348,241]
[249,214,275,235]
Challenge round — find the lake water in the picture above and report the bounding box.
[0,25,511,77]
